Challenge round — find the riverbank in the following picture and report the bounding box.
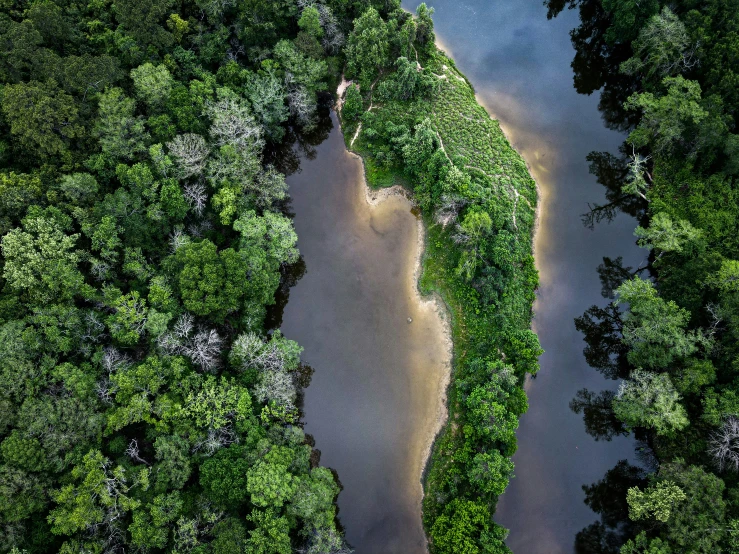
[338,36,541,551]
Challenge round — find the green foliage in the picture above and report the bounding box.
[95,87,150,160]
[1,80,82,158]
[627,480,686,523]
[614,370,689,435]
[131,63,174,110]
[0,0,349,550]
[616,277,706,369]
[1,207,86,304]
[342,84,364,122]
[175,240,252,320]
[346,7,390,87]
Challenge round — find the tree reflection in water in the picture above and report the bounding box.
[543,1,663,551]
[264,98,335,332]
[575,460,647,554]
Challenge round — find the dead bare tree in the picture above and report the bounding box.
[206,96,264,151]
[184,182,208,216]
[158,314,223,372]
[287,87,317,129]
[125,439,150,465]
[169,228,192,253]
[709,416,739,472]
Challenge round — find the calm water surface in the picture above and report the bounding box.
[401,1,641,552]
[280,113,449,554]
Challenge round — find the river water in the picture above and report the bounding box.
[280,113,450,554]
[281,1,644,552]
[399,0,642,552]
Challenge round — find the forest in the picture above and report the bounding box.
[0,0,402,552]
[544,0,739,552]
[9,0,732,551]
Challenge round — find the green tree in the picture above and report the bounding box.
[199,445,252,506]
[1,208,85,304]
[468,451,514,497]
[131,63,174,110]
[153,435,191,492]
[95,87,149,160]
[346,7,389,87]
[621,7,695,79]
[0,466,48,522]
[634,212,702,256]
[246,447,296,508]
[624,76,708,155]
[615,277,705,368]
[342,84,363,122]
[48,449,147,536]
[1,80,82,157]
[298,6,323,39]
[175,240,251,320]
[627,480,686,523]
[430,498,509,554]
[613,369,689,435]
[244,508,291,554]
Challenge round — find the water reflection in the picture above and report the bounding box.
[582,150,647,229]
[574,460,646,554]
[544,0,639,133]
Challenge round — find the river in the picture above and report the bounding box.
[279,112,450,553]
[400,0,643,552]
[281,1,644,552]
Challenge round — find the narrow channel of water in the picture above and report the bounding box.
[399,1,642,552]
[279,113,450,554]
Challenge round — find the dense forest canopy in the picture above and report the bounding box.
[547,0,739,552]
[0,0,411,552]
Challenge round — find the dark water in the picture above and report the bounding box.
[279,113,449,554]
[400,1,642,552]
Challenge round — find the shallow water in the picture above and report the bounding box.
[401,1,643,552]
[279,113,450,554]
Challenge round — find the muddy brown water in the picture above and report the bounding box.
[279,112,450,554]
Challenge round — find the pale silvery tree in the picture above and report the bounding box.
[254,369,297,411]
[230,331,301,410]
[287,86,317,129]
[708,416,739,472]
[169,228,191,253]
[158,313,223,372]
[299,526,353,554]
[192,426,237,456]
[183,181,208,216]
[187,220,213,239]
[79,311,106,356]
[167,134,210,179]
[125,439,149,465]
[247,166,288,209]
[96,348,130,404]
[296,0,345,53]
[206,95,264,152]
[621,7,698,79]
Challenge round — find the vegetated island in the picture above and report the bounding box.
[338,5,542,552]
